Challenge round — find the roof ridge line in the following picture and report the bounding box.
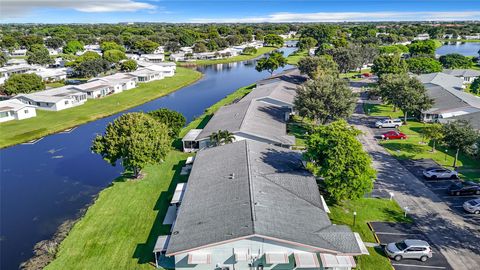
[239,100,256,130]
[245,141,257,231]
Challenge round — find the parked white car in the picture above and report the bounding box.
[375,118,403,128]
[463,199,480,214]
[422,167,458,179]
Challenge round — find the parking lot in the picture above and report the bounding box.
[370,222,453,270]
[399,159,480,225]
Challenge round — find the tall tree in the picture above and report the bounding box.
[297,55,339,79]
[408,40,437,57]
[63,40,84,54]
[470,78,480,95]
[148,108,186,138]
[407,57,443,74]
[297,37,318,51]
[263,34,284,47]
[120,59,138,72]
[423,123,444,152]
[45,37,64,49]
[100,41,126,52]
[441,120,479,168]
[255,52,287,75]
[0,51,8,66]
[439,53,473,69]
[305,120,376,202]
[27,44,54,66]
[91,113,171,178]
[103,49,126,63]
[378,74,432,123]
[326,46,362,73]
[371,54,408,77]
[2,74,45,95]
[294,75,356,124]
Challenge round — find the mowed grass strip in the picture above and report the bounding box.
[45,84,255,270]
[0,67,202,148]
[177,47,277,66]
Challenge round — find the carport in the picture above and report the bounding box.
[369,222,453,270]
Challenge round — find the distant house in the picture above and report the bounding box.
[126,53,140,60]
[442,69,480,84]
[439,111,480,131]
[182,99,295,151]
[161,140,368,270]
[140,54,165,63]
[9,49,27,57]
[6,58,27,66]
[16,86,87,111]
[0,64,40,84]
[29,68,67,82]
[169,53,186,62]
[71,80,115,99]
[88,73,138,92]
[129,67,165,82]
[416,73,480,121]
[0,99,37,122]
[413,33,430,41]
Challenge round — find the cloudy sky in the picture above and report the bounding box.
[1,0,479,23]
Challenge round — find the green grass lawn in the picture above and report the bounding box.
[45,83,256,270]
[364,103,480,181]
[0,67,202,148]
[340,68,372,79]
[356,247,392,270]
[46,82,66,88]
[177,47,277,66]
[329,198,412,243]
[287,115,312,147]
[286,50,308,65]
[329,198,411,270]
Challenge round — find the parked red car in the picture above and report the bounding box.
[381,131,407,140]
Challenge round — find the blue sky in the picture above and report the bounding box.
[1,0,480,23]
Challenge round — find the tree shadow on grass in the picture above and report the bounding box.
[132,159,187,266]
[382,142,425,157]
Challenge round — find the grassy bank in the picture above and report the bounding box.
[0,67,202,148]
[364,102,480,181]
[177,46,276,66]
[286,49,308,65]
[45,84,255,270]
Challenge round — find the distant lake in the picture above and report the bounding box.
[436,42,480,56]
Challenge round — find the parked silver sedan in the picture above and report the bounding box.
[385,239,433,262]
[422,167,458,179]
[463,198,480,214]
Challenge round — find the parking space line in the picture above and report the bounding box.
[374,232,421,236]
[392,263,446,269]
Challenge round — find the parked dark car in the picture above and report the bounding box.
[448,181,480,196]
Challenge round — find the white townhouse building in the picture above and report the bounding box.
[0,99,37,123]
[442,69,480,84]
[140,54,165,63]
[16,86,87,111]
[130,67,165,82]
[0,64,41,84]
[157,141,368,270]
[29,68,68,82]
[88,73,138,92]
[71,80,115,99]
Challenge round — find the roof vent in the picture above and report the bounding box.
[229,173,235,179]
[173,231,179,235]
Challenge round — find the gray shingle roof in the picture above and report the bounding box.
[166,141,362,256]
[438,111,480,130]
[197,99,295,146]
[242,80,298,107]
[417,73,480,114]
[443,69,480,78]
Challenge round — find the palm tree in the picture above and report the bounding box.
[209,130,221,147]
[219,130,235,145]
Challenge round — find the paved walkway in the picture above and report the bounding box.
[350,95,480,270]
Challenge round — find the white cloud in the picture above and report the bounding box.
[190,11,480,23]
[1,0,156,18]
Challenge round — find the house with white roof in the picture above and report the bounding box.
[0,64,41,84]
[71,80,115,99]
[413,33,430,41]
[416,73,480,122]
[442,69,480,84]
[157,140,368,270]
[88,73,137,92]
[9,49,27,57]
[129,67,165,82]
[16,86,87,111]
[0,99,37,122]
[29,68,67,82]
[140,54,165,63]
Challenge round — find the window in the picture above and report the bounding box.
[0,111,9,118]
[24,109,29,114]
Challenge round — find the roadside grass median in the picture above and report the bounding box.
[0,67,202,148]
[364,103,480,182]
[286,50,308,65]
[45,83,255,270]
[328,198,412,270]
[177,47,277,66]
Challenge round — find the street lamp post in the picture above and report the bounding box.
[353,211,357,226]
[445,149,448,162]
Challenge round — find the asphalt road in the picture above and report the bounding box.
[350,91,480,270]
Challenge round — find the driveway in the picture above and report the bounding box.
[350,95,480,270]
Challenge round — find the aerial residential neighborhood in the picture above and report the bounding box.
[0,1,480,270]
